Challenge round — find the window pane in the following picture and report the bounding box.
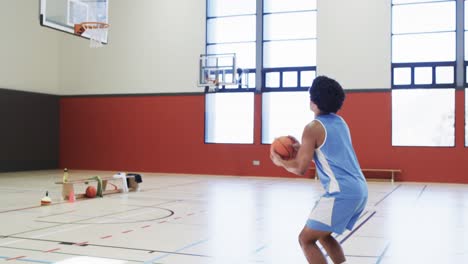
[392,2,455,34]
[301,71,316,87]
[265,72,280,88]
[207,16,256,43]
[205,93,254,144]
[465,0,468,29]
[392,32,455,63]
[207,42,256,69]
[264,12,316,41]
[208,0,256,17]
[393,67,412,85]
[283,71,298,87]
[414,67,432,85]
[392,89,455,147]
[262,92,313,144]
[435,66,454,84]
[264,0,316,13]
[465,31,468,60]
[264,39,316,67]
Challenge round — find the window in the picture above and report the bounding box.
[261,0,317,143]
[392,0,456,147]
[262,92,313,143]
[205,93,254,144]
[205,0,317,144]
[392,89,455,146]
[204,0,256,144]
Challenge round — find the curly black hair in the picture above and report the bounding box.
[309,76,345,114]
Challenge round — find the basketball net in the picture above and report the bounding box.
[78,22,109,48]
[85,26,108,48]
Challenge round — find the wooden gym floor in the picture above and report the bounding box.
[0,170,467,264]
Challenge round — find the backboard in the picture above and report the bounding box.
[199,53,237,90]
[40,0,109,44]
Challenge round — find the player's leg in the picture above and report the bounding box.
[298,226,331,264]
[318,234,346,264]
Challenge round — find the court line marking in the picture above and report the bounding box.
[416,185,427,200]
[6,200,178,237]
[0,245,141,263]
[374,184,402,206]
[375,242,391,264]
[339,211,376,245]
[1,205,174,247]
[143,238,210,263]
[2,236,213,259]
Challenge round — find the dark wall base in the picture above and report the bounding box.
[0,88,59,172]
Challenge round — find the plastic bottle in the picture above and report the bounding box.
[63,168,69,182]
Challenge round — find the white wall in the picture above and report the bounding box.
[0,0,60,94]
[0,0,391,95]
[317,0,391,90]
[59,0,206,95]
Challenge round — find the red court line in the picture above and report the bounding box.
[122,230,133,233]
[100,235,112,239]
[187,213,194,216]
[141,225,151,228]
[74,241,88,246]
[6,256,26,261]
[158,220,167,223]
[174,217,181,219]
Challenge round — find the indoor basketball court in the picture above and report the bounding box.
[1,0,468,264]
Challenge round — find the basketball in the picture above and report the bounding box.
[271,136,297,160]
[85,186,97,198]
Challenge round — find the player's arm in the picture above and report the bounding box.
[271,121,320,176]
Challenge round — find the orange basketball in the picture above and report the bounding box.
[85,186,97,198]
[271,136,296,160]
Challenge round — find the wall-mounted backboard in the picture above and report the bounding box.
[39,0,109,44]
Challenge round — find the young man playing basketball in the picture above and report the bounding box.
[270,76,368,264]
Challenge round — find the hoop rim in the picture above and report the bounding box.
[74,22,110,36]
[80,21,110,29]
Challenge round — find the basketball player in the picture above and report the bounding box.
[270,76,368,264]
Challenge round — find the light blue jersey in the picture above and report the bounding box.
[306,114,368,234]
[313,114,367,199]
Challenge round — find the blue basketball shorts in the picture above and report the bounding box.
[305,195,367,234]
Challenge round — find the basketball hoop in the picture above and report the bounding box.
[74,22,109,48]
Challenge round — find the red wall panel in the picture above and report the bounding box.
[60,91,468,183]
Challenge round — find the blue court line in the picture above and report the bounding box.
[374,184,402,206]
[0,256,53,263]
[416,185,427,200]
[143,238,210,263]
[339,211,376,245]
[17,258,53,263]
[254,245,267,254]
[375,242,391,264]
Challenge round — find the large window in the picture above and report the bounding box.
[261,0,317,143]
[205,0,317,144]
[392,0,456,147]
[205,0,256,144]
